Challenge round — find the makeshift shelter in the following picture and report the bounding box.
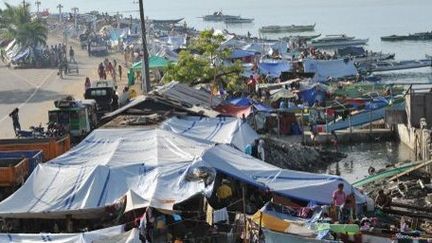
[303,59,358,82]
[259,61,292,78]
[0,225,139,243]
[230,49,257,59]
[161,116,259,150]
[130,56,171,71]
[0,129,211,218]
[0,128,367,219]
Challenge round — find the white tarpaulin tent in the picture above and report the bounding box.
[196,145,367,205]
[303,59,358,82]
[160,116,259,150]
[0,129,211,218]
[0,225,140,243]
[0,128,367,219]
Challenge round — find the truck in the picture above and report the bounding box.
[48,98,98,142]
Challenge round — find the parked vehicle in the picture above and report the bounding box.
[84,80,119,116]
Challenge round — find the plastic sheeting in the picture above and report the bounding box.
[230,49,257,59]
[0,129,211,218]
[303,59,358,82]
[160,116,259,150]
[197,145,367,205]
[0,225,140,243]
[259,61,292,78]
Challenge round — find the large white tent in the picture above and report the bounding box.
[0,128,367,219]
[303,59,358,82]
[160,116,259,150]
[0,225,140,243]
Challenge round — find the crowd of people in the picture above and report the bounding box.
[98,58,123,82]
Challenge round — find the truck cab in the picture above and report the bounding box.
[84,80,119,117]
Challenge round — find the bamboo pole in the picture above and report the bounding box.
[389,159,432,181]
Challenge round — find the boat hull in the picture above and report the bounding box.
[259,24,315,33]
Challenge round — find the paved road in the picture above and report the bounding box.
[0,34,124,138]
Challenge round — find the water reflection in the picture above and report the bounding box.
[323,142,415,183]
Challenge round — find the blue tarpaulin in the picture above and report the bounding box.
[227,97,273,112]
[231,49,256,59]
[298,87,327,106]
[259,61,291,78]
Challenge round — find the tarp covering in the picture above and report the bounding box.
[0,225,140,243]
[0,129,211,218]
[214,104,252,118]
[130,56,171,70]
[160,116,259,150]
[230,49,257,59]
[198,145,367,205]
[303,59,358,82]
[228,97,273,112]
[259,61,292,78]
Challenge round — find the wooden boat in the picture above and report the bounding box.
[321,98,405,133]
[381,31,432,41]
[259,24,315,33]
[358,59,432,73]
[353,162,421,187]
[202,11,240,21]
[280,34,321,41]
[310,34,368,48]
[224,17,254,24]
[150,18,184,25]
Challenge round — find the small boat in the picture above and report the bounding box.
[358,59,432,73]
[150,18,184,25]
[259,24,315,33]
[224,17,254,24]
[280,34,321,41]
[381,31,432,41]
[201,11,240,21]
[310,34,368,48]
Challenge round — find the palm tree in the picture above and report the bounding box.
[0,3,47,50]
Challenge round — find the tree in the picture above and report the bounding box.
[0,3,47,50]
[164,29,244,92]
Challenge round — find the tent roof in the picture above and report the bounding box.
[259,61,292,78]
[0,225,139,243]
[230,49,257,59]
[161,116,259,150]
[0,128,211,218]
[199,145,367,205]
[131,56,172,70]
[303,59,358,82]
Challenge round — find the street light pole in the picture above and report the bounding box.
[57,4,63,22]
[71,7,79,30]
[138,0,151,94]
[35,1,41,14]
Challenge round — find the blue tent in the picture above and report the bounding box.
[231,49,257,59]
[259,61,291,78]
[227,97,273,112]
[298,86,327,106]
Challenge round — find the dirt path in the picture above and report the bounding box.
[0,32,126,138]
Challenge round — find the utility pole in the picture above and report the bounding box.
[57,4,63,22]
[22,0,26,10]
[71,7,79,30]
[138,0,151,93]
[35,1,41,14]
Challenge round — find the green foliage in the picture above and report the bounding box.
[164,29,244,92]
[0,3,48,48]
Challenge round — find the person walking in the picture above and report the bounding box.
[69,46,76,63]
[118,65,123,81]
[85,77,91,90]
[9,108,21,134]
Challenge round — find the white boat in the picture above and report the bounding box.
[259,24,315,33]
[224,18,254,24]
[359,59,432,73]
[310,34,368,48]
[202,11,240,21]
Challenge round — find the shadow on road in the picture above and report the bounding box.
[0,89,65,104]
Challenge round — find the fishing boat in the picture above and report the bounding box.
[224,17,254,24]
[150,18,184,25]
[310,34,368,48]
[381,31,432,41]
[280,34,321,41]
[358,59,432,73]
[259,24,315,33]
[201,11,240,21]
